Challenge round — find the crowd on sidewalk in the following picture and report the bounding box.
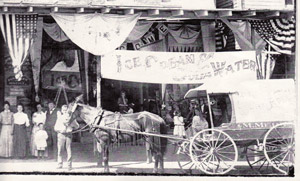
[0,101,79,170]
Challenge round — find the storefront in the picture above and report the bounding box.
[0,0,296,121]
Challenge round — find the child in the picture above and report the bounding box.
[34,122,48,159]
[173,111,186,138]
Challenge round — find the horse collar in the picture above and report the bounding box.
[90,110,105,133]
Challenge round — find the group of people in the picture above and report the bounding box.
[173,99,209,138]
[0,101,79,170]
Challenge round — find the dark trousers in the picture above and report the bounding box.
[46,128,57,158]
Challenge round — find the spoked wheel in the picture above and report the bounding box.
[263,122,295,175]
[175,141,199,174]
[245,144,274,174]
[189,129,238,175]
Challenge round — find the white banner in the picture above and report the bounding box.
[101,50,257,84]
[51,13,140,56]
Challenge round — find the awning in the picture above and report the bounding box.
[184,81,239,99]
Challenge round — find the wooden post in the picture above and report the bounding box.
[206,93,214,129]
[139,83,143,111]
[96,56,101,108]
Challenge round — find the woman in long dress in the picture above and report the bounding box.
[13,103,30,158]
[0,101,14,158]
[30,103,46,157]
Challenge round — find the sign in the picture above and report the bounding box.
[7,76,30,86]
[232,79,296,123]
[101,50,257,84]
[42,71,82,92]
[221,121,288,130]
[9,87,25,96]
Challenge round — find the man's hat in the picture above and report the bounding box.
[190,99,199,104]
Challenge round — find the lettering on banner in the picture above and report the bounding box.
[157,24,168,35]
[105,51,257,83]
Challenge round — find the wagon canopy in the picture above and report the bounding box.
[184,79,296,123]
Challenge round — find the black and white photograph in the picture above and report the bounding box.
[0,0,298,180]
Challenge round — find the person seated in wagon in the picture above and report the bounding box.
[191,109,208,136]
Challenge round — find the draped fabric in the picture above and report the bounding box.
[43,23,69,42]
[256,45,279,79]
[168,24,200,44]
[167,24,202,52]
[51,13,141,56]
[220,19,267,52]
[249,18,295,55]
[125,22,153,43]
[0,14,38,80]
[30,17,43,102]
[215,21,237,51]
[220,19,278,79]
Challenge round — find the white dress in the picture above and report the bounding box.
[30,111,46,156]
[173,116,186,137]
[34,130,48,150]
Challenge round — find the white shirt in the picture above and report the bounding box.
[54,111,78,133]
[13,112,30,126]
[32,111,46,125]
[174,116,184,126]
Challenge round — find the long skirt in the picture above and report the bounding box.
[0,125,14,157]
[13,124,27,158]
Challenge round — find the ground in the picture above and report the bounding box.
[0,131,291,176]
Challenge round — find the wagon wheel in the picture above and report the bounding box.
[189,129,238,175]
[245,144,274,174]
[263,122,295,175]
[175,140,199,174]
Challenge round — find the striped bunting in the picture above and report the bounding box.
[215,21,236,51]
[249,18,295,55]
[0,14,38,80]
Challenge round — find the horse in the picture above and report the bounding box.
[70,102,168,173]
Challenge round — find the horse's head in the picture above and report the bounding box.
[75,103,104,126]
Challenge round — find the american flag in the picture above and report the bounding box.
[249,18,295,55]
[0,14,38,79]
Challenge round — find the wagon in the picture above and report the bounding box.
[175,79,296,175]
[87,79,295,175]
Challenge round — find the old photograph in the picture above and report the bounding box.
[0,0,297,179]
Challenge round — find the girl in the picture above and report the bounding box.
[173,111,186,138]
[34,123,48,159]
[13,103,30,158]
[30,103,46,157]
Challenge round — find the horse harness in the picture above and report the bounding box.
[90,110,105,133]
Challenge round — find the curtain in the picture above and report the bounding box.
[43,23,69,42]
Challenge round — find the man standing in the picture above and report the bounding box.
[45,101,58,159]
[54,104,79,171]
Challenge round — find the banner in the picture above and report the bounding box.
[30,17,43,102]
[51,13,141,56]
[101,50,257,84]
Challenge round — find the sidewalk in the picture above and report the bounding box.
[0,132,283,175]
